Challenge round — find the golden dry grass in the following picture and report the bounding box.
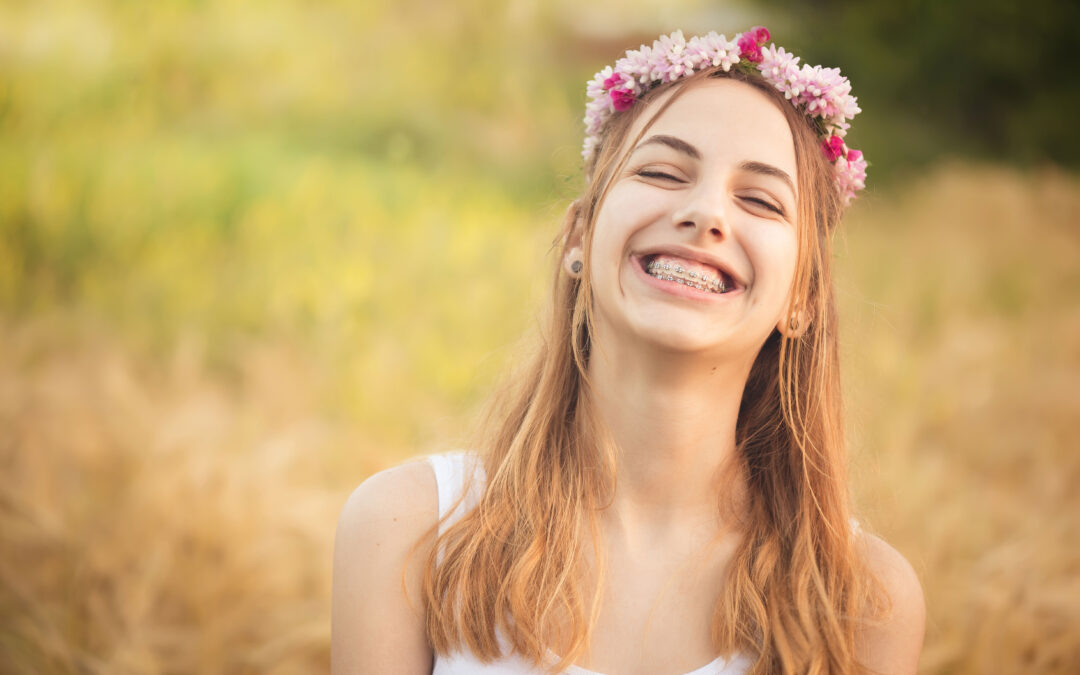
[838,164,1080,674]
[1,163,1077,674]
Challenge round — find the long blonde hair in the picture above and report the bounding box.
[418,66,886,674]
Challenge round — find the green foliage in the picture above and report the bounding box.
[761,0,1080,172]
[0,0,585,444]
[2,0,1075,442]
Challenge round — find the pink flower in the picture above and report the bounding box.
[602,72,624,90]
[821,135,844,162]
[738,34,762,62]
[835,150,868,205]
[751,26,770,44]
[618,48,652,85]
[610,88,636,111]
[757,46,801,98]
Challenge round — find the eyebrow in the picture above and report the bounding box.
[632,135,795,196]
[738,160,796,196]
[632,134,702,160]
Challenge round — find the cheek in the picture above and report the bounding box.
[588,214,617,267]
[747,226,799,293]
[589,192,633,259]
[591,186,667,253]
[777,238,799,285]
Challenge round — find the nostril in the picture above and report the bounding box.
[710,227,722,236]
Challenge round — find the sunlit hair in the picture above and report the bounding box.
[417,66,887,674]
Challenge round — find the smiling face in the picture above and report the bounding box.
[582,77,800,358]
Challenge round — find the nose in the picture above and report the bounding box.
[670,186,730,240]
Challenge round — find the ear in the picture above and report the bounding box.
[561,200,585,277]
[777,296,812,338]
[560,200,583,248]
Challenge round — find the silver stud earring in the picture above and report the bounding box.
[571,260,583,275]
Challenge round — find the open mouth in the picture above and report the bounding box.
[639,253,739,294]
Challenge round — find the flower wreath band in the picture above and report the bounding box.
[582,27,868,205]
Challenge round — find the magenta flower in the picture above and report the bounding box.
[751,26,770,44]
[822,135,845,162]
[738,34,763,62]
[602,72,624,90]
[847,149,863,163]
[610,88,636,111]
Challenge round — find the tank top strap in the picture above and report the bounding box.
[427,451,486,537]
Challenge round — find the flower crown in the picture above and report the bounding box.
[582,27,868,204]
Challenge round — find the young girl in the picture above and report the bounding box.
[332,28,924,675]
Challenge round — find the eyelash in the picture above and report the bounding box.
[741,196,785,216]
[636,169,682,182]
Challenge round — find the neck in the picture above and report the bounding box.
[585,324,758,545]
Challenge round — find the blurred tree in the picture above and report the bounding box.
[759,0,1080,172]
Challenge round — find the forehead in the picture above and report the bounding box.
[624,78,797,176]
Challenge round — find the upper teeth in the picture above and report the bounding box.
[646,258,728,293]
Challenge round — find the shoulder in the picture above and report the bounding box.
[331,458,439,675]
[339,457,439,528]
[335,459,439,568]
[854,531,926,675]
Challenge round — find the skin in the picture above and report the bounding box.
[331,78,925,675]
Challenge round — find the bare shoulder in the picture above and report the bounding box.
[339,458,438,530]
[855,531,926,675]
[331,458,439,675]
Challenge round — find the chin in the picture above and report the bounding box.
[631,322,736,355]
[622,307,777,358]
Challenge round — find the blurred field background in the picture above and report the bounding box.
[1,0,1077,673]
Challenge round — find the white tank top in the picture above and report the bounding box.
[426,451,755,675]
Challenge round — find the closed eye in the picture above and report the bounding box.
[740,196,785,216]
[636,169,684,182]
